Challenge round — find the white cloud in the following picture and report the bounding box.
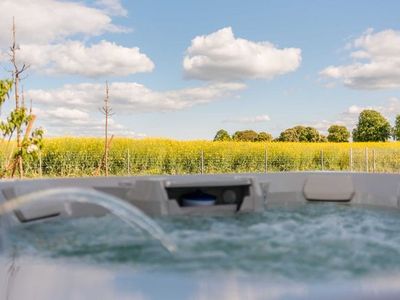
[26,81,245,136]
[223,114,270,124]
[183,27,302,81]
[95,0,128,16]
[27,82,246,112]
[0,1,145,78]
[344,105,365,115]
[308,120,330,132]
[0,0,125,45]
[33,107,144,137]
[16,40,154,77]
[342,97,400,120]
[46,107,90,121]
[382,97,400,115]
[321,29,400,89]
[310,97,400,133]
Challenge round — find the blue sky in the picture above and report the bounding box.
[0,0,400,139]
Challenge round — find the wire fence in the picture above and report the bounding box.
[2,147,400,178]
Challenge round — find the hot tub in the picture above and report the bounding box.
[1,172,400,299]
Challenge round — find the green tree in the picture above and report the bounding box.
[0,79,13,106]
[233,130,258,142]
[213,129,231,141]
[319,134,328,142]
[352,110,391,142]
[327,125,350,142]
[393,115,400,141]
[0,79,43,177]
[278,126,323,142]
[256,131,273,142]
[278,127,300,142]
[302,126,322,142]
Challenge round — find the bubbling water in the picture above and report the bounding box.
[0,188,176,253]
[3,196,400,281]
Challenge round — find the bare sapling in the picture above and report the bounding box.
[98,81,114,176]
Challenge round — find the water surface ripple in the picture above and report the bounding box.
[8,202,400,281]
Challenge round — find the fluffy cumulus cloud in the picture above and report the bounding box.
[27,82,245,112]
[321,29,400,89]
[183,27,302,81]
[0,0,125,45]
[17,41,154,77]
[223,114,270,124]
[0,0,154,77]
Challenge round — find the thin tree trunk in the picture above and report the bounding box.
[10,116,36,178]
[102,81,113,176]
[94,135,114,176]
[11,17,23,178]
[105,83,109,176]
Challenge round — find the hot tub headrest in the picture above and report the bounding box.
[303,174,355,202]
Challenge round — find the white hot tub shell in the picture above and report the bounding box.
[0,172,399,224]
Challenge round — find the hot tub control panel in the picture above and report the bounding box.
[123,177,266,216]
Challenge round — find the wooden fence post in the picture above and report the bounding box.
[373,149,376,173]
[39,151,43,177]
[201,150,204,174]
[321,150,324,171]
[350,148,353,172]
[264,148,268,173]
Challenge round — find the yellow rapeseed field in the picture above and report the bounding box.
[2,137,400,177]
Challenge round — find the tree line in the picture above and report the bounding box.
[214,110,399,142]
